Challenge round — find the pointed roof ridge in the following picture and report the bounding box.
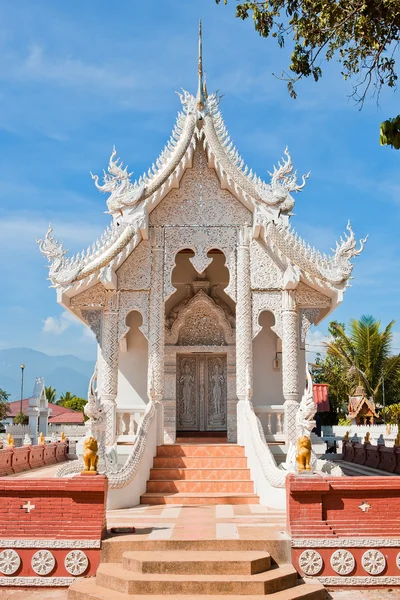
[196,20,207,109]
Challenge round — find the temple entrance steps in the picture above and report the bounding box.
[140,444,259,505]
[68,540,326,600]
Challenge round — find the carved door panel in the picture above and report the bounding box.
[177,354,227,432]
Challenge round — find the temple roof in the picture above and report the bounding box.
[37,22,367,295]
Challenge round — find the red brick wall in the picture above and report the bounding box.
[287,474,400,584]
[0,475,107,583]
[0,442,68,475]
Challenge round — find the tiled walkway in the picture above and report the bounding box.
[107,503,288,541]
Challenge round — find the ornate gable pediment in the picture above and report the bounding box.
[150,147,252,228]
[166,289,235,346]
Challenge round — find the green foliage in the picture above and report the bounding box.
[60,397,87,413]
[338,417,352,426]
[217,1,400,146]
[311,316,400,423]
[14,412,28,425]
[45,386,57,403]
[0,389,10,421]
[380,115,400,149]
[57,391,76,405]
[327,316,400,405]
[381,403,400,425]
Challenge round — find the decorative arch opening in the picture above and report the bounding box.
[117,310,148,408]
[252,310,283,407]
[166,248,235,333]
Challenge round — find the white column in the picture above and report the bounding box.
[100,291,119,445]
[236,225,253,400]
[281,289,299,458]
[148,227,167,439]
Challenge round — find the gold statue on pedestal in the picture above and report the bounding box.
[364,432,371,444]
[81,436,99,475]
[6,434,14,447]
[296,435,312,472]
[394,432,400,447]
[38,432,46,445]
[343,431,350,442]
[60,432,66,443]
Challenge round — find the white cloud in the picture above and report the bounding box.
[306,329,329,362]
[42,311,80,335]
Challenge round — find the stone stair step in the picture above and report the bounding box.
[69,577,326,600]
[149,468,251,480]
[153,456,248,468]
[121,550,271,575]
[140,492,259,505]
[96,562,298,595]
[146,480,255,493]
[156,445,245,458]
[100,538,285,563]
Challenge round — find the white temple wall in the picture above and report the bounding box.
[252,311,283,407]
[116,311,148,408]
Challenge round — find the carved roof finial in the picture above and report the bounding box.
[196,20,207,109]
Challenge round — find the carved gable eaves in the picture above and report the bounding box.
[70,283,106,308]
[295,282,331,308]
[250,239,283,290]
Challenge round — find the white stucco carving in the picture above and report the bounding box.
[150,147,252,227]
[164,226,237,301]
[31,550,55,576]
[236,226,252,400]
[117,241,152,290]
[166,290,234,346]
[250,239,283,290]
[300,308,320,344]
[295,282,331,308]
[0,550,20,575]
[70,284,106,308]
[64,551,89,576]
[118,291,150,342]
[330,549,355,575]
[252,291,282,339]
[298,550,323,576]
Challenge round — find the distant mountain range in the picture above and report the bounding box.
[0,348,95,401]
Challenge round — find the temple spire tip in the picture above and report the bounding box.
[197,19,207,108]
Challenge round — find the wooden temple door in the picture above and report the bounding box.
[176,354,227,432]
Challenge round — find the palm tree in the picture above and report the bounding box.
[58,391,76,406]
[45,386,57,404]
[326,316,400,404]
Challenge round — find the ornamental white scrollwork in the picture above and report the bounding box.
[330,549,355,575]
[31,550,55,576]
[361,550,386,575]
[396,552,400,570]
[0,549,21,575]
[64,550,89,576]
[298,550,323,576]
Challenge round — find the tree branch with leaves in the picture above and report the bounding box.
[217,0,400,147]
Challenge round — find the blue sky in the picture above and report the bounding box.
[1,0,399,365]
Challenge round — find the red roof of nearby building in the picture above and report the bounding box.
[7,399,84,423]
[48,412,85,424]
[313,384,330,412]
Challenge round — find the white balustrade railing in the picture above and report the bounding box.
[253,404,285,441]
[116,407,146,439]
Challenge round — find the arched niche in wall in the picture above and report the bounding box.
[252,311,283,406]
[165,248,235,330]
[118,310,149,407]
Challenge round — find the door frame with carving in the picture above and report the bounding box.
[176,352,228,432]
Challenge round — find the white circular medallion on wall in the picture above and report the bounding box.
[31,550,55,575]
[298,550,323,576]
[396,551,400,570]
[361,550,386,575]
[0,549,21,575]
[330,549,355,575]
[64,550,89,576]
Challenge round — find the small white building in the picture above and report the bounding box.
[38,26,365,505]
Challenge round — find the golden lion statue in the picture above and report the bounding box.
[343,431,350,442]
[82,436,99,474]
[395,432,400,447]
[38,432,46,445]
[296,435,312,472]
[6,434,14,447]
[364,432,371,444]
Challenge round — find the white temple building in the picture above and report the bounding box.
[38,25,365,508]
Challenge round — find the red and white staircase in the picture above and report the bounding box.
[141,443,259,505]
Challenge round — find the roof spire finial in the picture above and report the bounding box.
[197,19,207,109]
